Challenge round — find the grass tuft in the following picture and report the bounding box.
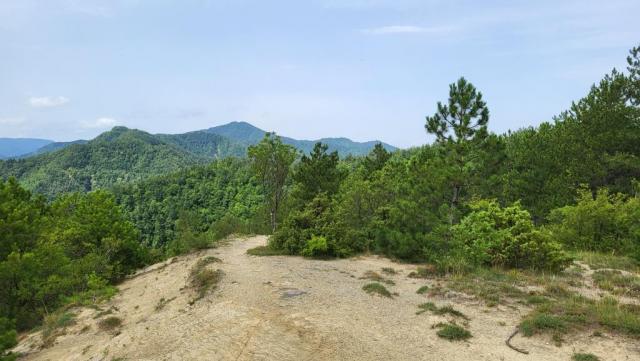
[592,270,640,297]
[189,258,224,303]
[42,311,76,348]
[408,265,437,279]
[416,285,430,295]
[434,323,472,341]
[362,282,392,298]
[416,302,469,319]
[98,316,123,333]
[573,252,639,272]
[360,271,395,285]
[247,246,287,256]
[572,353,600,361]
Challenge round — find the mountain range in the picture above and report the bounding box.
[0,121,397,198]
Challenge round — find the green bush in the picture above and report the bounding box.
[301,235,330,258]
[452,200,571,271]
[549,188,640,257]
[0,318,17,356]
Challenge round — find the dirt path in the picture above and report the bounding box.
[14,236,640,361]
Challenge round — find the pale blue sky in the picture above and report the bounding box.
[1,0,638,147]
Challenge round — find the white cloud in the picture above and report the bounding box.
[28,96,70,108]
[81,117,119,129]
[362,25,455,35]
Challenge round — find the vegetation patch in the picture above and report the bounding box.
[408,266,437,279]
[573,252,639,272]
[247,246,288,257]
[362,283,392,298]
[155,297,177,311]
[592,270,640,297]
[447,269,528,306]
[416,286,430,295]
[381,267,397,275]
[188,257,224,302]
[434,323,472,341]
[42,311,76,348]
[416,302,469,319]
[360,271,395,285]
[572,353,600,361]
[520,295,640,340]
[98,316,123,333]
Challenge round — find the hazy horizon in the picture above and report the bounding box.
[1,0,639,147]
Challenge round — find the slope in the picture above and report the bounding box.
[0,127,207,198]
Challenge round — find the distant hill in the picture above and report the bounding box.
[0,122,399,198]
[0,138,53,159]
[0,127,207,198]
[26,139,89,157]
[206,121,398,156]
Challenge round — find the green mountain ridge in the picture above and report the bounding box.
[0,122,396,198]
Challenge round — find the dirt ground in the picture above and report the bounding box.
[13,236,640,361]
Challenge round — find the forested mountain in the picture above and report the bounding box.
[0,122,397,198]
[0,127,208,198]
[25,139,88,157]
[0,138,53,159]
[206,121,398,155]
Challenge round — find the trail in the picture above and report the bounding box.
[13,236,639,361]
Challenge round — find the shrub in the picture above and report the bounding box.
[452,200,572,271]
[548,188,640,257]
[301,235,330,258]
[0,318,17,355]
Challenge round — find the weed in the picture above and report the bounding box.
[416,286,430,295]
[362,282,392,298]
[434,323,472,341]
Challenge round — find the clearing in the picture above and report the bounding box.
[12,236,639,360]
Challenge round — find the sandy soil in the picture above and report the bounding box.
[13,236,640,361]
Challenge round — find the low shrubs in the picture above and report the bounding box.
[548,189,640,258]
[452,200,572,271]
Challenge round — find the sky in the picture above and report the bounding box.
[0,0,638,148]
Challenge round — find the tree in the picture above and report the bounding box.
[248,133,297,233]
[363,143,391,176]
[627,43,640,105]
[293,142,344,202]
[425,77,490,224]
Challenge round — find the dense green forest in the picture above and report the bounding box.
[0,122,395,200]
[0,44,639,358]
